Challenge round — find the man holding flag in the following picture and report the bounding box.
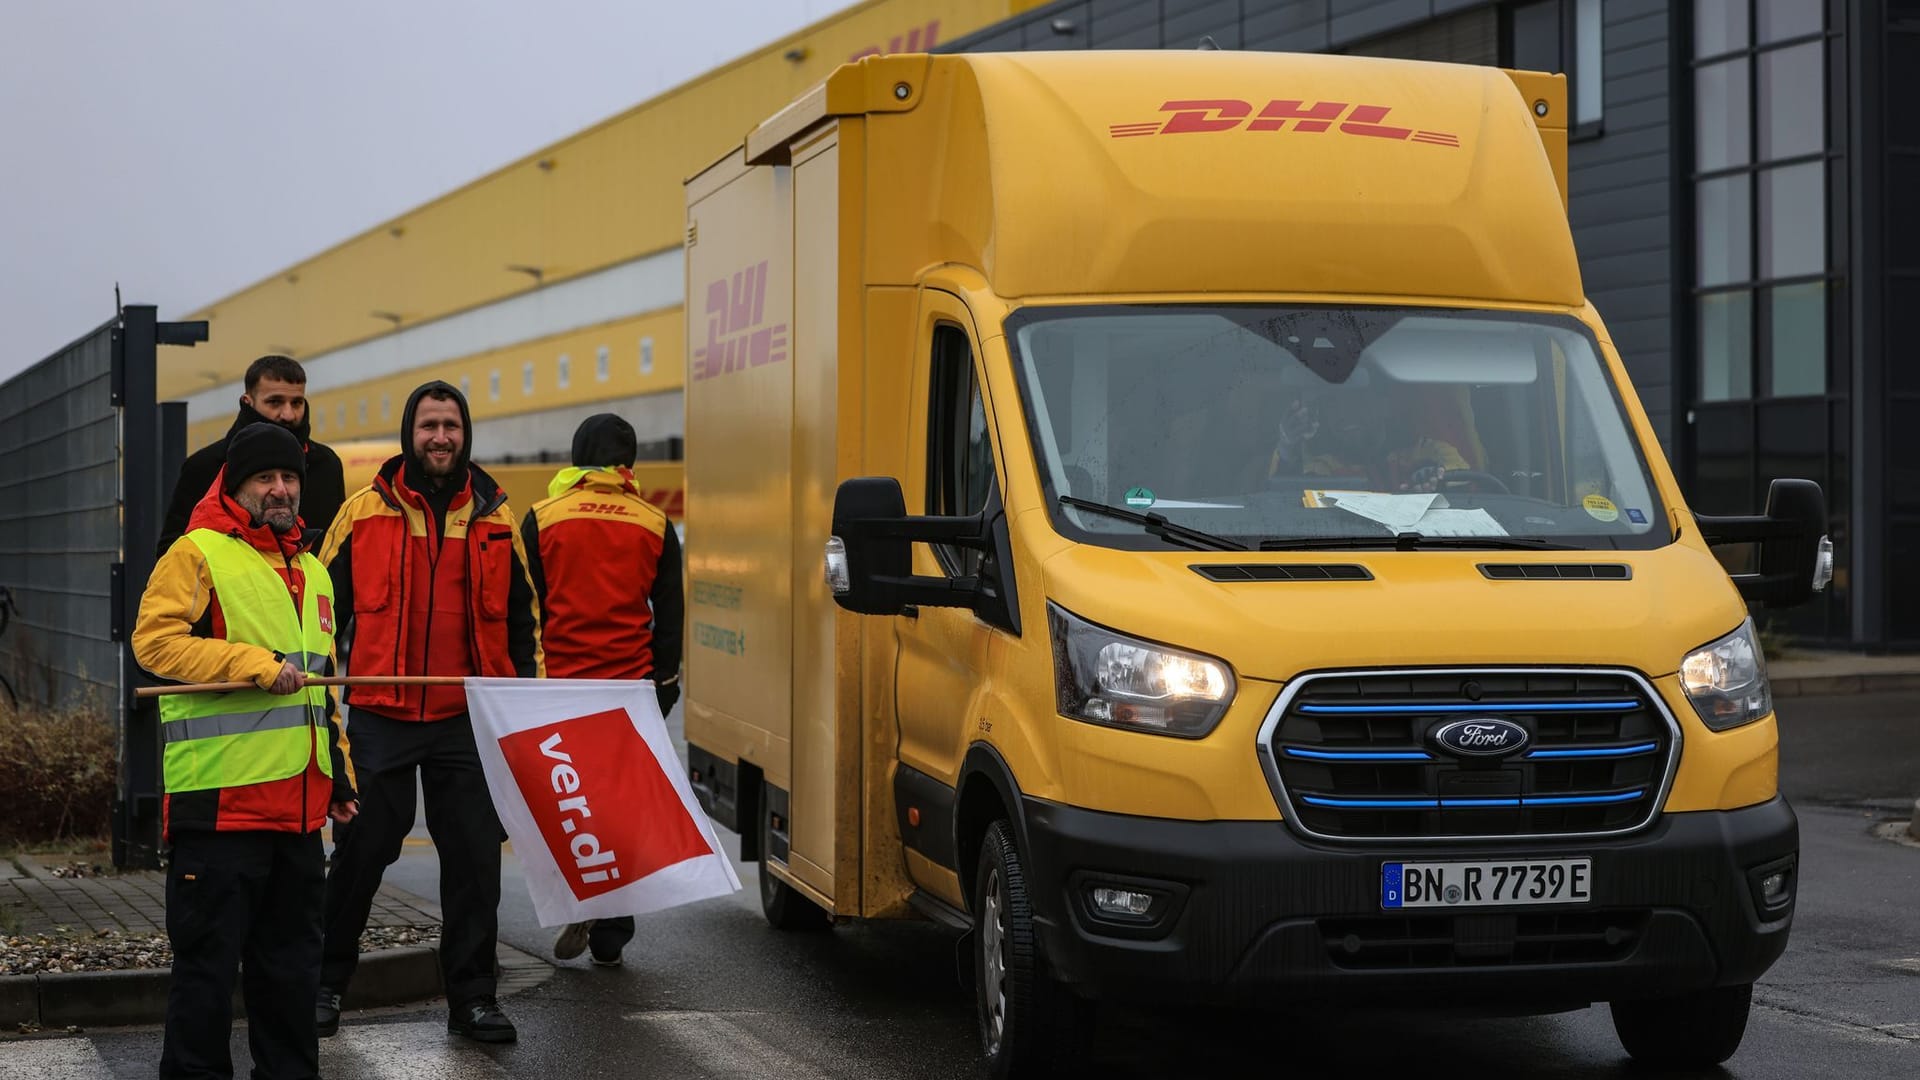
[134,422,357,1080]
[314,380,542,1043]
[520,413,684,967]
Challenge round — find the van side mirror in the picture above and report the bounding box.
[1695,478,1833,609]
[825,477,1021,634]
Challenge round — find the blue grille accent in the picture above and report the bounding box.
[1296,701,1641,715]
[1525,742,1659,760]
[1283,747,1433,762]
[1269,671,1674,840]
[1300,791,1643,810]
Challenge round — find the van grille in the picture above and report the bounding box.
[1261,670,1677,842]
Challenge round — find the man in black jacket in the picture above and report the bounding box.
[160,355,346,555]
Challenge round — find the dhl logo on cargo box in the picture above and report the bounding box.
[1110,100,1460,148]
[692,261,788,382]
[849,20,940,61]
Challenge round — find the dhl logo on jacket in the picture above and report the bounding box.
[524,467,675,681]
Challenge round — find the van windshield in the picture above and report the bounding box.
[1006,305,1671,551]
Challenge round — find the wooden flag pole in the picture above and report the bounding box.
[134,675,469,699]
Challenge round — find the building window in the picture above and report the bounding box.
[1506,0,1603,135]
[596,345,610,382]
[557,353,571,390]
[640,336,654,376]
[336,404,346,430]
[380,394,390,421]
[523,361,535,396]
[459,375,471,400]
[1692,0,1830,401]
[489,370,501,401]
[358,400,367,425]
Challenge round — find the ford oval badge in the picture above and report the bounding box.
[1432,718,1531,758]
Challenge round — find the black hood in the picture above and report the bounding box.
[227,396,311,446]
[399,380,474,487]
[570,413,638,468]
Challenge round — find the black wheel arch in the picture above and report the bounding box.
[954,742,1031,909]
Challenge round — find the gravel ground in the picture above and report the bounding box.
[0,924,439,976]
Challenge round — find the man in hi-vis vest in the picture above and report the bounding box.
[134,422,358,1080]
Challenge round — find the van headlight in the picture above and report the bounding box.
[1048,603,1235,738]
[1679,618,1772,731]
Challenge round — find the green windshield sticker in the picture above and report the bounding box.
[1124,487,1155,509]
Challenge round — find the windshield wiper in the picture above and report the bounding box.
[1259,532,1578,552]
[1059,496,1247,552]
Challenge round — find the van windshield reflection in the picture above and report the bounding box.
[1006,306,1671,552]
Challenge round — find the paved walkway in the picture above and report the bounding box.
[1,851,438,941]
[1770,650,1920,697]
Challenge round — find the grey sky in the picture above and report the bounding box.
[0,0,824,382]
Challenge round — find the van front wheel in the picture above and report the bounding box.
[973,820,1080,1079]
[758,794,831,932]
[1610,983,1752,1068]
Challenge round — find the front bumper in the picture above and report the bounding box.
[1020,795,1796,1010]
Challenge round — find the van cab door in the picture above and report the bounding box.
[895,291,1002,795]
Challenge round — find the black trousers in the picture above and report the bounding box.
[160,829,325,1080]
[588,916,635,957]
[320,711,503,1005]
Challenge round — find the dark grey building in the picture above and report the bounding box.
[947,0,1918,650]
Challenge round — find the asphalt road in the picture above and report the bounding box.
[6,693,1917,1079]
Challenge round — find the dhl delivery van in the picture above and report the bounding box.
[681,51,1832,1075]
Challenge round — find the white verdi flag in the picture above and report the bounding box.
[466,678,741,928]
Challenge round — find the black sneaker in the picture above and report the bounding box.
[589,946,624,969]
[448,996,517,1043]
[316,986,343,1038]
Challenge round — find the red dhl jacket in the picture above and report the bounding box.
[132,472,354,838]
[319,457,543,720]
[521,467,683,681]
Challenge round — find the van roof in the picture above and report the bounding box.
[747,50,1582,308]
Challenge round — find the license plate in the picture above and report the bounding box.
[1382,858,1592,909]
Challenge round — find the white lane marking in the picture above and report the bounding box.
[0,1038,113,1080]
[1754,994,1920,1046]
[321,1020,513,1079]
[628,1011,837,1080]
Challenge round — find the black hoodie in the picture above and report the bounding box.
[395,380,474,538]
[158,399,346,556]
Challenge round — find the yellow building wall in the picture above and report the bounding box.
[188,306,683,448]
[166,0,1042,406]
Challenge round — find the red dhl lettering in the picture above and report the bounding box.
[574,502,634,516]
[1109,99,1460,148]
[849,19,940,62]
[692,260,789,382]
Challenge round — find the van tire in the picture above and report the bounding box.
[973,819,1081,1079]
[1610,983,1752,1068]
[759,796,832,932]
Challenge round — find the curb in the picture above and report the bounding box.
[1771,672,1920,698]
[3,945,443,1031]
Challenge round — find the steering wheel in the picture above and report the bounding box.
[1435,469,1512,495]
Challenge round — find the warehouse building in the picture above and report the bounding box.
[168,0,1918,649]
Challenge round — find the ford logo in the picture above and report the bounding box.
[1431,718,1531,758]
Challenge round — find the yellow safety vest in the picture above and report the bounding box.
[159,529,335,793]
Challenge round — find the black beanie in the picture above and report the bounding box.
[570,413,638,468]
[225,422,306,493]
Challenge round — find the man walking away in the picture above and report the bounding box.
[315,380,542,1043]
[161,354,348,554]
[523,413,683,968]
[133,423,358,1080]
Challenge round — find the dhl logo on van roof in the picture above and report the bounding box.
[1110,99,1461,148]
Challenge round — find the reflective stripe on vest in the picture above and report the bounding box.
[160,530,336,795]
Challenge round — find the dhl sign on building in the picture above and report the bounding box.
[168,0,1047,458]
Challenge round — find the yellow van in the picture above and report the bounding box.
[682,51,1831,1075]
